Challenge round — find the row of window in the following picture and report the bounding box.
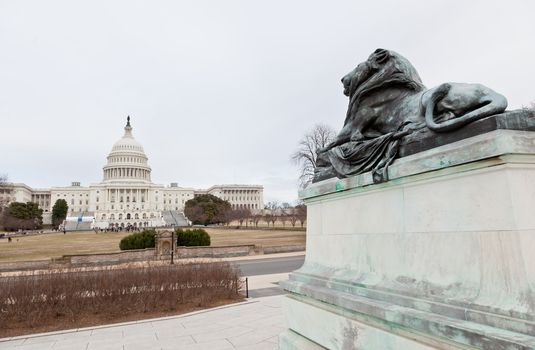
[232,203,258,209]
[109,189,147,193]
[108,156,145,164]
[110,196,145,203]
[165,199,185,204]
[55,193,89,197]
[70,203,159,212]
[113,144,141,151]
[223,196,260,202]
[102,212,155,220]
[222,189,260,194]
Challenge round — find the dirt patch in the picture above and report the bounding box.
[1,299,242,338]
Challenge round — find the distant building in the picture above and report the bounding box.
[1,117,263,229]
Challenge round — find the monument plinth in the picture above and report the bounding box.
[281,129,535,349]
[280,48,535,349]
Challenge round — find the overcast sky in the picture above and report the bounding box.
[1,0,534,203]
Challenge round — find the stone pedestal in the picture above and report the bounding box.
[280,130,535,349]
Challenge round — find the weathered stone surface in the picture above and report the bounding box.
[301,129,535,200]
[281,130,535,349]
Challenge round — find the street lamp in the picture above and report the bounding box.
[170,230,175,265]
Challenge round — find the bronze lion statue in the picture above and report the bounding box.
[314,49,508,182]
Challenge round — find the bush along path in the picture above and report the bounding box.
[0,261,243,337]
[119,229,156,250]
[175,228,211,246]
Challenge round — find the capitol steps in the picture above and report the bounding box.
[64,212,94,231]
[161,211,189,227]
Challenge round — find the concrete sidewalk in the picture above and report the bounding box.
[0,274,289,350]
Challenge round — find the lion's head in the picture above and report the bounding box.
[342,49,425,100]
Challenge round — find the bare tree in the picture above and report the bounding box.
[252,214,262,228]
[279,210,287,227]
[263,201,280,227]
[291,124,336,188]
[295,204,307,228]
[262,212,272,227]
[232,208,251,227]
[289,211,298,227]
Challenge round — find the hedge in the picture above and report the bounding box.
[119,229,156,250]
[175,228,211,247]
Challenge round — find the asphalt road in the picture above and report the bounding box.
[233,255,305,277]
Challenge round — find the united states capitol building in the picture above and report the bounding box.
[1,118,263,230]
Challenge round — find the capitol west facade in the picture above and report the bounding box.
[1,118,263,229]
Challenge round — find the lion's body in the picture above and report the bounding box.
[338,87,424,143]
[324,49,507,151]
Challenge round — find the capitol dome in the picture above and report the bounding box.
[102,117,152,183]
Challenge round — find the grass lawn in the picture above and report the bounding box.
[0,227,305,262]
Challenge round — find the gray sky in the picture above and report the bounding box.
[1,0,534,203]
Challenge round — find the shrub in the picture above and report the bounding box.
[0,262,242,336]
[119,229,156,250]
[175,228,211,246]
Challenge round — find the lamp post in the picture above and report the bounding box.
[170,230,174,265]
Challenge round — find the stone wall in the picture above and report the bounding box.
[0,244,305,272]
[67,249,156,266]
[175,245,255,259]
[0,259,50,272]
[262,245,305,254]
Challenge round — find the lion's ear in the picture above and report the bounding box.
[370,49,390,68]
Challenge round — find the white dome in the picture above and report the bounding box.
[102,117,152,183]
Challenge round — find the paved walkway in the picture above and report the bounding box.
[0,274,289,350]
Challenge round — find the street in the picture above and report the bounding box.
[233,255,305,277]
